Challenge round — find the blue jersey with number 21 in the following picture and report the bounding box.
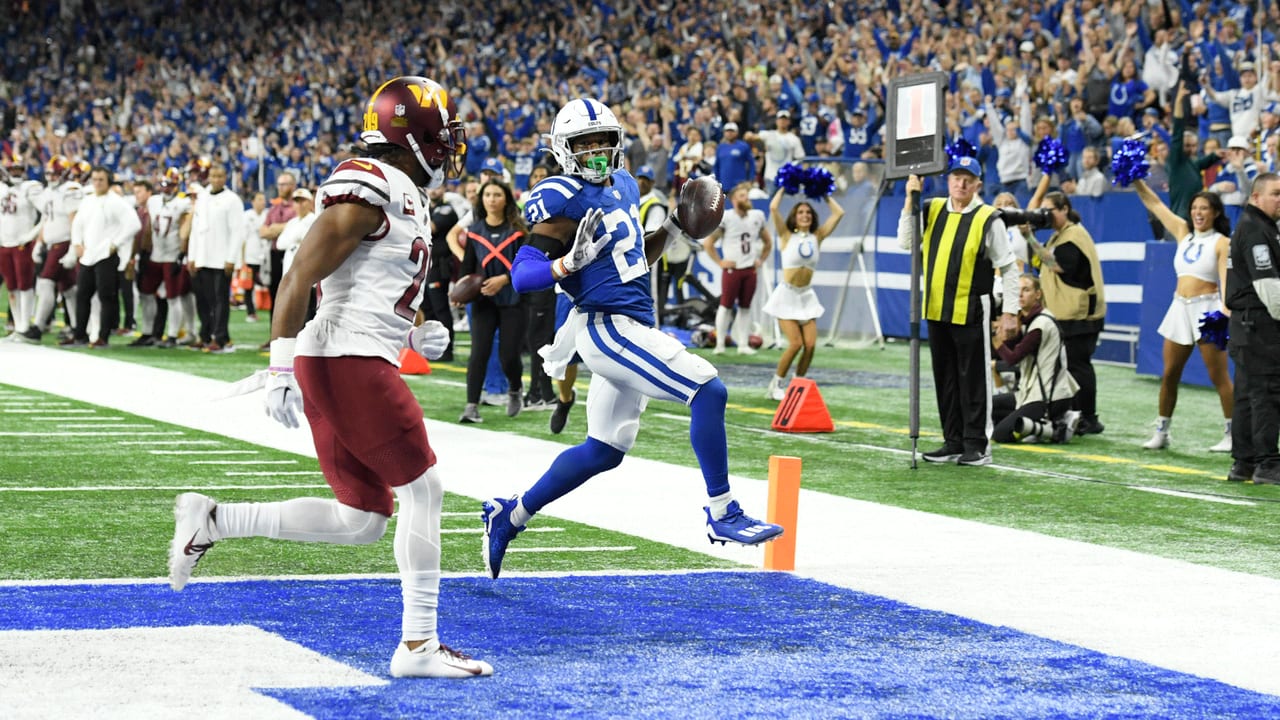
[522,169,653,325]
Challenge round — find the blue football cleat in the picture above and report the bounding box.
[481,496,525,579]
[704,501,784,546]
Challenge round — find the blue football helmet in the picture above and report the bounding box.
[546,98,623,184]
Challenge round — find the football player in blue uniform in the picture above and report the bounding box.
[481,98,783,578]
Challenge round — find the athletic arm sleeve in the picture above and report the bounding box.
[511,245,557,293]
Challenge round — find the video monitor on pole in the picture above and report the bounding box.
[885,72,947,180]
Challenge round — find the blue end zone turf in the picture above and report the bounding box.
[2,572,1275,718]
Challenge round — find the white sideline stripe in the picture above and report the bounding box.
[120,440,223,446]
[653,412,692,423]
[1129,486,1256,505]
[186,460,299,466]
[0,431,182,437]
[0,401,70,406]
[0,484,330,493]
[441,511,479,517]
[56,423,154,429]
[440,527,564,535]
[224,471,324,477]
[508,546,634,554]
[432,379,467,388]
[2,408,96,414]
[4,346,1280,698]
[150,450,258,455]
[30,416,125,421]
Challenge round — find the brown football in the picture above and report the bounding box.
[675,176,725,240]
[449,273,484,304]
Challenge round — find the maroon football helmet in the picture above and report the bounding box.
[187,156,211,185]
[158,167,184,196]
[45,155,72,184]
[74,159,93,184]
[360,76,466,188]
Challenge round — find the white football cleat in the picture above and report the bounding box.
[168,492,217,591]
[390,642,494,678]
[1209,432,1232,453]
[1141,430,1170,450]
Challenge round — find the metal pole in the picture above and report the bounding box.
[908,188,922,469]
[824,181,885,347]
[855,251,885,348]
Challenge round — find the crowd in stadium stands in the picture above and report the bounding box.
[3,0,1280,355]
[1,0,1276,202]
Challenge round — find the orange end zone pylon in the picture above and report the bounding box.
[764,455,802,571]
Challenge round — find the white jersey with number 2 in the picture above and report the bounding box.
[296,157,431,366]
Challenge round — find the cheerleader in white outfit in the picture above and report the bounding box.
[1133,179,1234,452]
[763,187,846,400]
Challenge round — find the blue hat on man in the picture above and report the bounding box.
[948,155,982,176]
[635,165,655,181]
[480,157,504,175]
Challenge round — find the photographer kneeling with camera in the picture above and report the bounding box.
[1000,175,1108,434]
[992,275,1080,444]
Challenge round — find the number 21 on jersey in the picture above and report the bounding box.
[603,205,646,282]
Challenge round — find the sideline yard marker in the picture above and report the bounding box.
[764,455,802,571]
[398,347,431,375]
[770,378,834,433]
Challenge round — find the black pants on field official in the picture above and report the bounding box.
[193,267,231,345]
[73,257,118,342]
[466,299,526,404]
[1229,311,1280,470]
[926,317,991,454]
[1063,331,1100,420]
[525,288,556,402]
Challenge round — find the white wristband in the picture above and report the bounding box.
[268,337,297,373]
[662,215,682,237]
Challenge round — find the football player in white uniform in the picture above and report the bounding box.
[703,181,772,354]
[151,168,197,347]
[168,76,491,678]
[29,156,83,340]
[0,155,44,341]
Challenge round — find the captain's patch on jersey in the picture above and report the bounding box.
[1253,244,1273,270]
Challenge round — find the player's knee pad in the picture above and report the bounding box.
[336,502,388,545]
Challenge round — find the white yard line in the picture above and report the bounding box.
[186,460,299,466]
[2,408,97,414]
[56,423,154,429]
[30,416,125,421]
[224,471,324,477]
[2,344,1280,697]
[440,527,564,535]
[120,440,223,446]
[149,450,258,455]
[0,431,182,437]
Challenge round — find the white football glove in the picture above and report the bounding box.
[31,242,45,264]
[555,207,607,276]
[60,247,79,269]
[265,338,304,429]
[407,320,450,360]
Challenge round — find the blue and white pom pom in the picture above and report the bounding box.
[946,138,977,163]
[776,162,805,195]
[1033,137,1068,175]
[1199,310,1229,351]
[1110,138,1151,188]
[801,166,836,199]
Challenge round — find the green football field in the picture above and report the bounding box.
[2,300,1278,584]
